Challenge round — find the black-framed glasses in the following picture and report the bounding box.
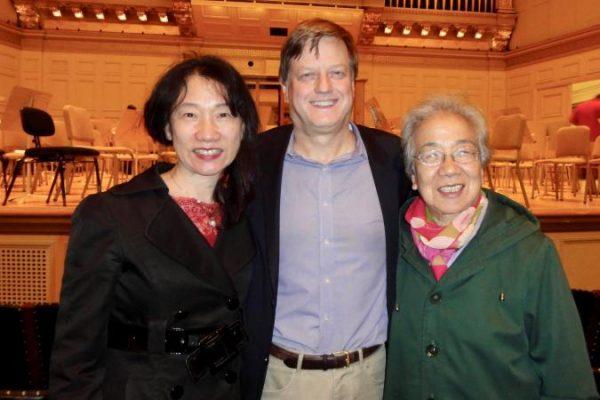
[414,147,480,167]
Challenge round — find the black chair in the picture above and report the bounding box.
[0,304,58,400]
[572,289,600,391]
[2,107,101,206]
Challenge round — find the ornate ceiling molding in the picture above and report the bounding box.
[359,8,382,45]
[14,0,41,29]
[172,0,194,37]
[360,4,517,52]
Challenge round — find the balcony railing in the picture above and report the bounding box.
[385,0,497,13]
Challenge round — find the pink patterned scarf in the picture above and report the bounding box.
[405,192,487,281]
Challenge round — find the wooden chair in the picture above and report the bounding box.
[485,114,530,208]
[532,125,592,204]
[589,136,600,197]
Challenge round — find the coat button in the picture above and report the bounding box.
[170,385,184,399]
[174,310,189,321]
[426,344,439,357]
[224,370,237,384]
[429,293,442,304]
[226,297,240,310]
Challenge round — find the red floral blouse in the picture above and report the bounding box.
[172,197,223,247]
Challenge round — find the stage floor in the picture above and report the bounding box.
[1,174,600,234]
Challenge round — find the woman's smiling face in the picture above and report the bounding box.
[411,111,483,225]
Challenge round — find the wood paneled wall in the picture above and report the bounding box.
[1,26,599,135]
[0,42,19,113]
[360,54,506,125]
[506,46,600,134]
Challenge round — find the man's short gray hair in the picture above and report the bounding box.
[402,95,490,176]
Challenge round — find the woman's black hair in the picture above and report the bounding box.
[144,55,258,225]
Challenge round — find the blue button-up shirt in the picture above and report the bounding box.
[273,124,387,354]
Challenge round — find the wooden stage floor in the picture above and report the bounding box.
[1,175,600,234]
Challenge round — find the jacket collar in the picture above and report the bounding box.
[258,125,293,293]
[113,163,253,295]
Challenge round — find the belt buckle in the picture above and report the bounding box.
[333,350,351,368]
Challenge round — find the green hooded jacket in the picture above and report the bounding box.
[384,190,599,400]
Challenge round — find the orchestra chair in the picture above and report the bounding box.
[109,109,159,186]
[485,113,530,208]
[2,107,101,206]
[532,125,592,204]
[533,120,571,196]
[63,105,132,190]
[589,136,600,197]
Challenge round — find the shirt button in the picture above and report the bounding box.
[430,293,442,304]
[170,385,184,399]
[426,344,439,358]
[394,304,400,311]
[322,201,329,207]
[323,239,330,245]
[324,278,330,284]
[324,315,329,321]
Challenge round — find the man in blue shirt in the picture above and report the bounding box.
[242,18,412,400]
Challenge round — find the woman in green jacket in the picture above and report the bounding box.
[383,96,598,400]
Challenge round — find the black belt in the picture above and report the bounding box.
[107,318,217,355]
[107,318,248,382]
[270,343,381,370]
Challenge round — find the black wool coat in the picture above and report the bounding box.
[240,125,413,400]
[49,163,255,400]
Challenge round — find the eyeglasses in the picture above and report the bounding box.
[414,147,480,167]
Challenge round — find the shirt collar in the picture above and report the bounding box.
[285,122,367,166]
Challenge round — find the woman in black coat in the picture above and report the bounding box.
[49,55,259,400]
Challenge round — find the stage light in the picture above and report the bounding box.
[457,28,466,38]
[137,11,147,22]
[402,25,411,35]
[439,27,448,37]
[95,11,105,20]
[384,24,393,35]
[116,10,126,21]
[421,25,430,36]
[158,12,168,23]
[474,30,483,39]
[51,8,62,17]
